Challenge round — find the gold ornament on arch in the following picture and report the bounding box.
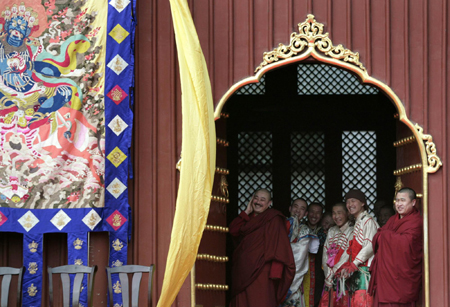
[255,14,365,73]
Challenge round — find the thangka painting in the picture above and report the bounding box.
[0,0,135,305]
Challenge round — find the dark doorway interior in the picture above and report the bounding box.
[224,62,397,220]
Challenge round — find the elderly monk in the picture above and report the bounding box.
[369,187,423,307]
[230,189,295,307]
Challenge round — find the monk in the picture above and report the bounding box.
[369,187,423,306]
[229,189,295,307]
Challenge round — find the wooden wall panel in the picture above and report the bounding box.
[113,0,450,306]
[0,0,447,306]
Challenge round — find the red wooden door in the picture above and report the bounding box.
[194,114,229,307]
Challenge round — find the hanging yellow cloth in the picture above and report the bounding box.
[156,0,216,306]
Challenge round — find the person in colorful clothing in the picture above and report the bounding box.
[369,188,423,307]
[229,189,295,307]
[282,199,320,307]
[337,189,378,306]
[302,203,326,307]
[319,203,354,307]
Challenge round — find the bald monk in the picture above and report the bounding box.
[230,189,295,307]
[369,187,423,306]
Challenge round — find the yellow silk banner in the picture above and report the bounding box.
[156,0,216,306]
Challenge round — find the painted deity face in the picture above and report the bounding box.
[395,192,416,218]
[346,198,365,218]
[252,190,272,215]
[289,199,308,221]
[6,16,30,47]
[332,205,349,227]
[307,204,323,227]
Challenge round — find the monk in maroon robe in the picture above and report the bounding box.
[229,189,295,307]
[369,187,423,307]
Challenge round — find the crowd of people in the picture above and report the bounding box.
[229,188,423,307]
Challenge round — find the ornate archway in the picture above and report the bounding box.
[213,14,442,307]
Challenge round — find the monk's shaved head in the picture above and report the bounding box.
[397,187,416,201]
[255,188,272,201]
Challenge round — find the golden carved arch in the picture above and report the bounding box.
[214,14,441,307]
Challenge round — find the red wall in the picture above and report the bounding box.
[1,1,448,306]
[136,1,450,306]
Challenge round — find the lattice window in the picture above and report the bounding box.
[236,75,266,95]
[237,132,273,213]
[291,132,326,204]
[297,64,379,95]
[342,131,377,212]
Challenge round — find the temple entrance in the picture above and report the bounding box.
[225,63,397,219]
[222,62,398,306]
[194,62,427,307]
[193,15,436,307]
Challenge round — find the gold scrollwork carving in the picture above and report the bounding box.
[415,124,443,173]
[394,177,404,194]
[195,283,229,291]
[220,175,229,198]
[393,136,416,147]
[197,254,229,262]
[255,14,365,72]
[393,164,422,176]
[204,224,229,233]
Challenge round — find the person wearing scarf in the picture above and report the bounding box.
[229,189,295,307]
[368,187,423,307]
[282,199,320,307]
[336,189,378,306]
[319,202,354,307]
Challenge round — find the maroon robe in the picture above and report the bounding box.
[369,207,423,305]
[230,209,295,307]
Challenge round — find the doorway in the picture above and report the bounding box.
[225,63,396,220]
